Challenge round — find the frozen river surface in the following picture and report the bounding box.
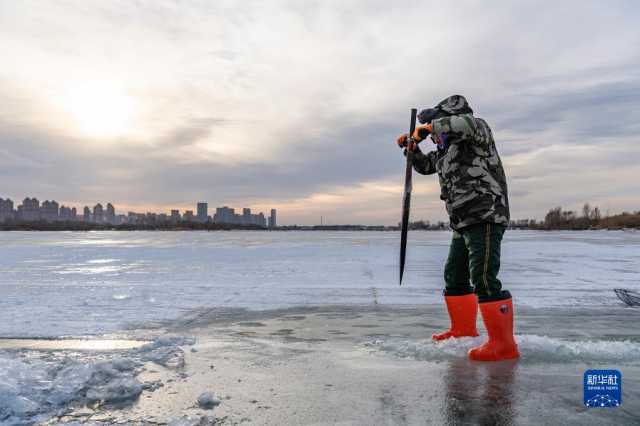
[0,230,639,337]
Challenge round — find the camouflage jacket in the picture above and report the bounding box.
[411,113,510,230]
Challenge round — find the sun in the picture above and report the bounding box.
[59,81,135,139]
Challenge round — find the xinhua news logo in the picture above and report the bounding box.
[584,369,622,408]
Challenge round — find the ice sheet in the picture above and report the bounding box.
[0,230,638,337]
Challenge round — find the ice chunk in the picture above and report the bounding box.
[110,357,137,372]
[48,363,95,406]
[0,335,195,423]
[197,392,221,410]
[0,352,145,424]
[141,335,196,348]
[136,335,195,368]
[0,393,39,418]
[85,377,142,404]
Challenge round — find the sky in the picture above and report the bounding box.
[0,1,639,225]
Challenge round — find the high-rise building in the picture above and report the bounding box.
[59,205,72,221]
[128,211,143,224]
[41,200,59,222]
[83,206,91,222]
[0,198,14,222]
[214,206,236,224]
[183,210,194,222]
[197,202,208,223]
[146,212,157,224]
[93,203,104,223]
[269,209,277,228]
[18,197,40,221]
[170,210,181,223]
[213,206,271,226]
[106,203,116,224]
[258,212,266,227]
[59,205,78,221]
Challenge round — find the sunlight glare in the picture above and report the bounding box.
[60,81,135,139]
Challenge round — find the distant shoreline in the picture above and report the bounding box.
[0,223,638,232]
[0,221,396,232]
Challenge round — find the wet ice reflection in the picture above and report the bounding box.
[442,359,518,426]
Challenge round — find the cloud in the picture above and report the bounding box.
[154,117,227,148]
[0,1,639,224]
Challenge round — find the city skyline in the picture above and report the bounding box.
[0,3,639,225]
[0,195,277,227]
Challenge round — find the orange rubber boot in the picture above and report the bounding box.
[432,293,479,341]
[468,296,520,361]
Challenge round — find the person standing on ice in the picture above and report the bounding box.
[396,95,519,361]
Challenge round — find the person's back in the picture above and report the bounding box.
[411,96,510,230]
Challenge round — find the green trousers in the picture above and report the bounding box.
[444,222,506,300]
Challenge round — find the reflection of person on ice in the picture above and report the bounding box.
[396,95,519,361]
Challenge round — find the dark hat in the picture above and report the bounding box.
[417,94,473,124]
[435,94,473,115]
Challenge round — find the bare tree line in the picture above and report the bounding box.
[510,204,640,230]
